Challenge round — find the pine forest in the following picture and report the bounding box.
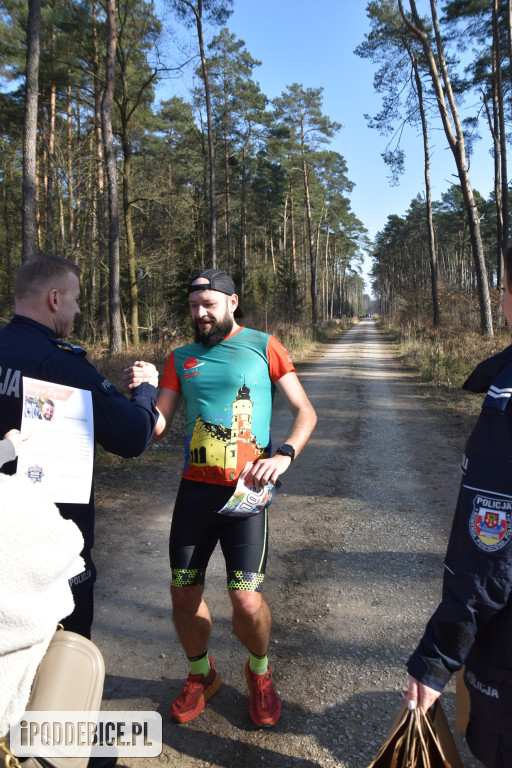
[0,0,511,351]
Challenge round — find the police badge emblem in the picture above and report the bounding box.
[26,464,44,483]
[469,493,512,552]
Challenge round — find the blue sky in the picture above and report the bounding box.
[156,0,495,250]
[0,1,493,292]
[227,1,494,237]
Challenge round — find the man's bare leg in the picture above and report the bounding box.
[229,590,271,654]
[168,584,222,723]
[229,589,281,727]
[171,584,212,656]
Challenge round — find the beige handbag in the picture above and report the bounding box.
[1,627,105,768]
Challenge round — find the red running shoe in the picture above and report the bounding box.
[169,657,222,723]
[244,662,282,727]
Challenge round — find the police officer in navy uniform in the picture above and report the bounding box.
[406,245,512,768]
[0,253,159,638]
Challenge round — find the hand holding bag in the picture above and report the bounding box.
[367,700,464,768]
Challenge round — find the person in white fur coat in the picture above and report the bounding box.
[0,431,85,737]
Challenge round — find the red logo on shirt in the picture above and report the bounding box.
[184,357,198,370]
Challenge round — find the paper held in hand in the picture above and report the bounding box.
[218,461,282,517]
[16,376,94,504]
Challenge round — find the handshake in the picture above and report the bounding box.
[122,360,159,391]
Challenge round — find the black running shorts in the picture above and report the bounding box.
[169,478,269,592]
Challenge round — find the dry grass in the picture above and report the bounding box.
[90,313,501,466]
[394,325,508,387]
[88,316,353,469]
[84,316,354,389]
[378,316,512,450]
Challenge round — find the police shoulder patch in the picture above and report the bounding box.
[469,493,512,552]
[50,337,87,356]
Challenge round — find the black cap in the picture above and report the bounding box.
[188,269,243,318]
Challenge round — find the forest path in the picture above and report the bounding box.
[93,318,483,768]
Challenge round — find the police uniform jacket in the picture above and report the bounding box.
[0,315,159,591]
[408,344,512,692]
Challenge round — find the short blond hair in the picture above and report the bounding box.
[14,253,81,299]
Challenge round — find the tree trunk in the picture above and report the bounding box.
[324,221,330,320]
[494,0,507,284]
[507,0,512,94]
[269,222,276,277]
[101,0,122,354]
[22,0,41,261]
[223,102,233,272]
[302,151,317,324]
[3,154,14,295]
[122,140,139,346]
[483,87,503,290]
[191,2,217,267]
[56,173,65,248]
[92,0,109,341]
[66,80,75,251]
[239,143,247,303]
[35,145,42,249]
[399,0,493,337]
[290,187,298,309]
[74,96,82,249]
[46,81,56,251]
[410,48,440,326]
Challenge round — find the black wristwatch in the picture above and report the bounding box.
[276,443,295,462]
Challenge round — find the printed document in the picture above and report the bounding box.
[17,377,94,504]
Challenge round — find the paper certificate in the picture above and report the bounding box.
[218,461,282,517]
[17,377,94,504]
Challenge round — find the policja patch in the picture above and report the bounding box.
[469,491,512,552]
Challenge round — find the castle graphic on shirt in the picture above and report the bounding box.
[186,381,266,483]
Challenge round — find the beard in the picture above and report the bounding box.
[193,311,234,347]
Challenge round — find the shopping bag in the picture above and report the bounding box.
[455,668,470,733]
[424,701,464,768]
[367,700,463,768]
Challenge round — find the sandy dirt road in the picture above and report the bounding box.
[93,318,483,767]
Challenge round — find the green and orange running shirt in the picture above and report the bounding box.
[160,327,295,486]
